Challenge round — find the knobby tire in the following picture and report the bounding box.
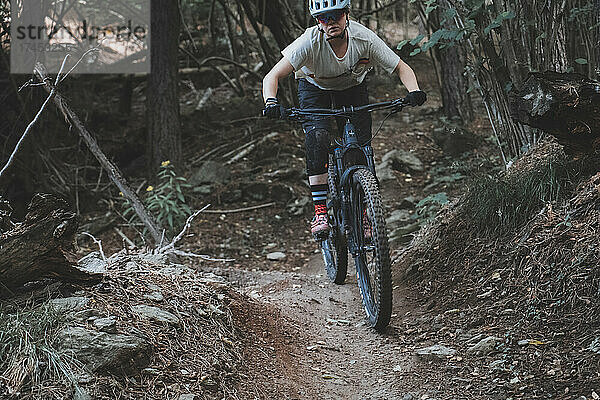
[321,154,348,284]
[351,168,392,331]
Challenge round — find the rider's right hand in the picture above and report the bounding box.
[262,98,285,119]
[405,90,427,106]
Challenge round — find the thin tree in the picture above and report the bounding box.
[147,0,182,175]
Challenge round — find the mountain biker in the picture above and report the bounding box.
[262,0,426,238]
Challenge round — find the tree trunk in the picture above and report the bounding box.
[510,72,600,157]
[0,194,103,296]
[436,0,473,123]
[147,0,182,175]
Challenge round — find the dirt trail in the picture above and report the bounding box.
[211,251,425,400]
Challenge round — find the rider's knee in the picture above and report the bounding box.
[305,128,330,176]
[305,127,330,148]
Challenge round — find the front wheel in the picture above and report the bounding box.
[351,169,392,331]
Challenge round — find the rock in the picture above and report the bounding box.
[267,252,286,261]
[381,149,424,172]
[178,395,196,400]
[136,253,170,266]
[388,223,420,244]
[93,317,117,333]
[287,196,311,216]
[399,196,419,209]
[243,182,270,201]
[466,336,500,356]
[192,185,212,195]
[144,291,164,302]
[57,327,150,374]
[72,308,102,322]
[190,161,230,185]
[386,209,413,226]
[375,160,396,181]
[270,184,294,202]
[401,394,415,400]
[415,344,457,361]
[431,125,479,156]
[77,251,108,275]
[131,305,179,324]
[49,297,90,313]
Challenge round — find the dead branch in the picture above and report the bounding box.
[33,63,164,245]
[159,204,211,253]
[225,132,278,165]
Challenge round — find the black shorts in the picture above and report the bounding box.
[297,78,372,144]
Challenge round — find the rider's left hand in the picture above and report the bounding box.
[406,90,427,106]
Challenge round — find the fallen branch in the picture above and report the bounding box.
[225,132,278,165]
[114,227,136,249]
[34,63,164,245]
[201,202,275,214]
[80,232,107,264]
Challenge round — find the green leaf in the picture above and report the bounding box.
[409,48,421,56]
[425,4,438,16]
[397,39,409,51]
[441,7,457,24]
[575,58,588,65]
[421,29,445,52]
[410,34,425,46]
[167,214,174,229]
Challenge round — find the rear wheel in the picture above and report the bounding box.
[320,155,348,284]
[351,168,392,331]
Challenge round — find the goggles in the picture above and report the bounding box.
[316,9,345,24]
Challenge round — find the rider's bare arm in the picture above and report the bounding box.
[262,57,295,101]
[394,59,420,92]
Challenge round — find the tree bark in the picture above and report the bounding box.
[436,0,473,123]
[510,72,600,157]
[0,194,102,295]
[147,0,182,175]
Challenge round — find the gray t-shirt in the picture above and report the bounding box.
[281,20,400,91]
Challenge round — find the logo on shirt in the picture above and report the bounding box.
[350,57,372,75]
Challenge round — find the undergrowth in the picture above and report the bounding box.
[0,301,81,397]
[462,149,573,234]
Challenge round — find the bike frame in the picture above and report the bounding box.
[331,119,375,257]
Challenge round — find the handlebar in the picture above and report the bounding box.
[282,97,409,121]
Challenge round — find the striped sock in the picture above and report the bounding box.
[311,184,328,213]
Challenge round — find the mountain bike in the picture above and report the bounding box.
[284,98,409,332]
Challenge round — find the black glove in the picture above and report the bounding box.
[406,90,427,106]
[263,97,285,119]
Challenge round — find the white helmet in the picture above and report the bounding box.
[309,0,350,17]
